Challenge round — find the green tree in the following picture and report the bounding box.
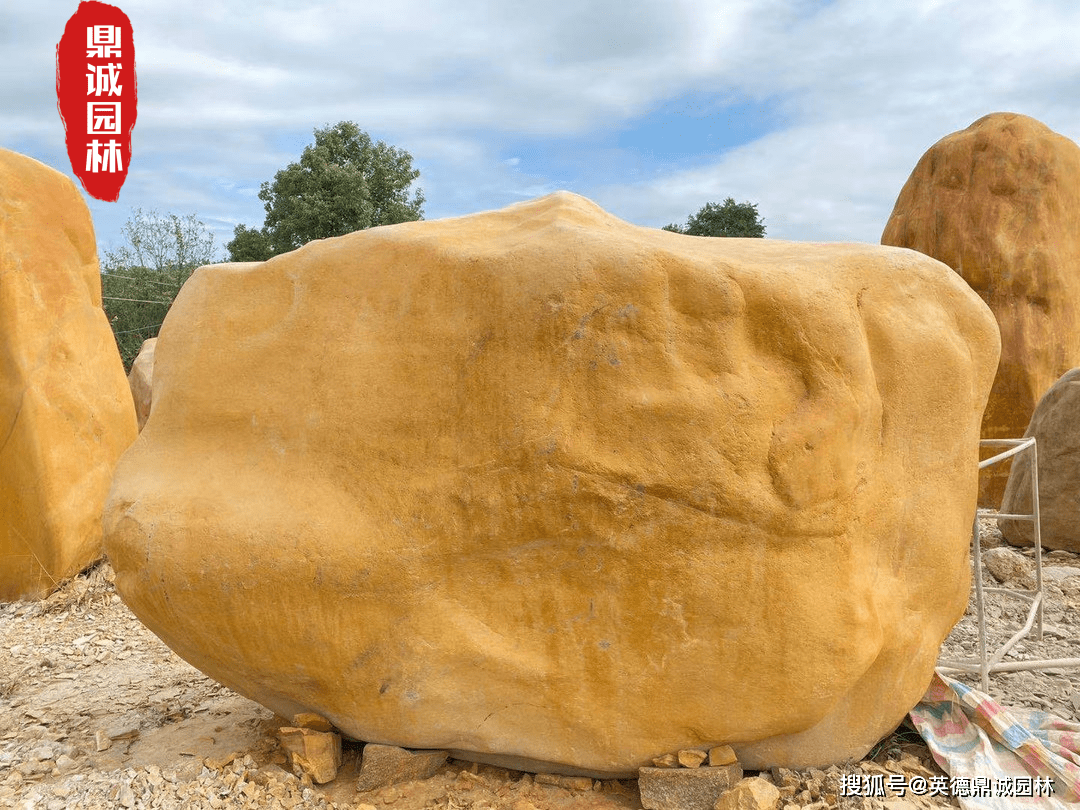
[228,121,424,260]
[226,223,272,262]
[663,198,766,238]
[101,208,220,369]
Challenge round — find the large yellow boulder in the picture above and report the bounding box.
[104,192,999,775]
[881,112,1080,504]
[0,149,138,601]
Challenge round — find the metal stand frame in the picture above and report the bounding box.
[938,438,1080,691]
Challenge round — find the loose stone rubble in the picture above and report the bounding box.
[715,776,781,810]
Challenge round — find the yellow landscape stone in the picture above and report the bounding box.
[0,148,137,601]
[104,192,999,774]
[882,112,1080,503]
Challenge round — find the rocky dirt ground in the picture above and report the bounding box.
[2,519,1078,810]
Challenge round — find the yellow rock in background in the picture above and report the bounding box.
[128,338,156,431]
[0,149,138,601]
[104,192,998,774]
[881,112,1080,504]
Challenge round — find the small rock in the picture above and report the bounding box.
[535,772,594,790]
[709,745,738,767]
[290,712,334,732]
[94,730,112,752]
[204,751,241,770]
[28,744,55,762]
[981,547,1035,588]
[277,727,342,784]
[555,775,594,791]
[714,776,782,810]
[55,754,78,773]
[105,717,141,741]
[770,767,801,788]
[679,749,708,768]
[652,753,679,768]
[639,764,744,810]
[355,743,448,791]
[1042,567,1080,584]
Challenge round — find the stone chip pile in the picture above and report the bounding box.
[6,756,346,810]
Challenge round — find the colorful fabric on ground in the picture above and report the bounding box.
[908,670,1080,809]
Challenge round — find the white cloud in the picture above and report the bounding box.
[4,0,1079,253]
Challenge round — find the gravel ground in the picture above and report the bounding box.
[938,519,1080,718]
[1,519,1077,810]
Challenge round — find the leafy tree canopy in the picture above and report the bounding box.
[662,198,766,238]
[226,224,273,262]
[101,208,220,369]
[228,121,424,260]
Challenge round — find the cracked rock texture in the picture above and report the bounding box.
[881,112,1080,504]
[103,191,999,775]
[0,148,137,601]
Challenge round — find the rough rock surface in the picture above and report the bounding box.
[714,776,781,810]
[103,191,999,774]
[0,148,138,601]
[881,112,1080,503]
[980,546,1035,590]
[128,337,156,431]
[638,764,743,810]
[999,368,1080,552]
[355,744,449,792]
[277,726,342,784]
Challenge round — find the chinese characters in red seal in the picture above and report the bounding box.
[56,2,137,201]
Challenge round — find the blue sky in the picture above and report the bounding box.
[4,0,1080,260]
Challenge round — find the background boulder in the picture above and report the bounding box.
[881,112,1080,504]
[1000,368,1080,552]
[0,148,138,601]
[128,338,156,431]
[104,192,998,774]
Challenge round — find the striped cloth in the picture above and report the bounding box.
[907,670,1080,808]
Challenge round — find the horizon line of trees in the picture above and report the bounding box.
[101,123,764,367]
